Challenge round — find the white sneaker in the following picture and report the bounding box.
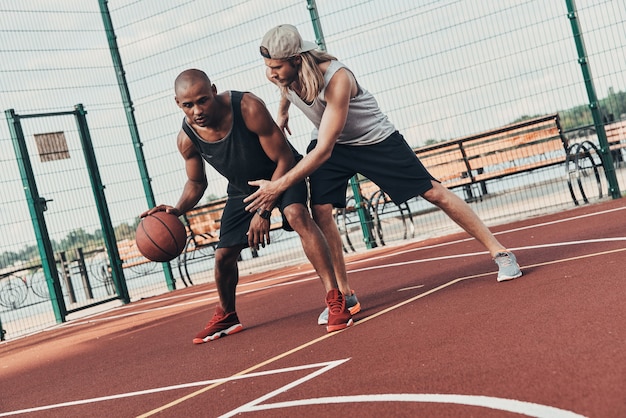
[494,251,522,282]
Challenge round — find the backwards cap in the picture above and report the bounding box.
[260,24,318,59]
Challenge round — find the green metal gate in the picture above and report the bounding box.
[5,104,130,323]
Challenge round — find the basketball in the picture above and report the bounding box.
[135,211,187,262]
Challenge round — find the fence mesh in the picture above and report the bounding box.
[1,0,625,340]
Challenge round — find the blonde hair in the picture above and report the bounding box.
[279,49,337,103]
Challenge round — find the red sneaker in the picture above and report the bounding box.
[325,289,353,333]
[193,306,243,344]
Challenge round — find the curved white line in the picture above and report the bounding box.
[247,394,586,418]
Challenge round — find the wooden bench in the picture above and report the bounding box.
[339,114,569,250]
[181,198,227,253]
[605,120,626,165]
[415,113,568,197]
[177,198,285,284]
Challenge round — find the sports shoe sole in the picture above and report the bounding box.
[326,317,354,333]
[497,271,523,282]
[348,301,362,315]
[192,323,244,344]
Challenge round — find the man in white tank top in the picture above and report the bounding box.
[245,24,522,324]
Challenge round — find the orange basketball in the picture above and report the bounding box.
[135,211,187,262]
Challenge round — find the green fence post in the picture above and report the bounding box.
[74,104,130,303]
[99,0,177,290]
[349,179,378,249]
[307,0,326,50]
[307,0,377,249]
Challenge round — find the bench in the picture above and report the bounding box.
[605,119,626,165]
[177,198,285,284]
[415,113,568,197]
[181,198,227,253]
[338,113,569,251]
[175,198,227,285]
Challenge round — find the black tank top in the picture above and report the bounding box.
[182,91,298,197]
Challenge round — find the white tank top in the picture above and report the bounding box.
[286,60,396,146]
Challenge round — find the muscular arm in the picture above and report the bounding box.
[276,96,292,135]
[267,67,293,136]
[240,92,300,248]
[244,68,355,212]
[173,131,209,215]
[141,130,207,218]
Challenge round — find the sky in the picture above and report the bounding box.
[0,0,625,256]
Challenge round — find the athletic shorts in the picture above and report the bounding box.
[217,180,307,249]
[306,131,436,208]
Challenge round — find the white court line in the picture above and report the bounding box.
[219,359,349,418]
[359,204,626,261]
[3,354,585,418]
[348,238,626,274]
[0,360,349,417]
[398,284,425,291]
[56,237,626,329]
[239,394,586,418]
[55,276,318,329]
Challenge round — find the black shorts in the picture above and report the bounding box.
[217,180,307,249]
[307,131,436,208]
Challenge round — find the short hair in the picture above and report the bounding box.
[175,69,210,93]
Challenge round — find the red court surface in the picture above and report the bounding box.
[1,198,625,417]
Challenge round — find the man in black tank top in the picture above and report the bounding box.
[142,69,352,344]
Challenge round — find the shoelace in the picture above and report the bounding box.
[495,253,513,266]
[205,310,227,327]
[328,295,345,314]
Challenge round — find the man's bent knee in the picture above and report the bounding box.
[311,203,334,223]
[215,246,243,266]
[282,203,310,231]
[421,181,450,204]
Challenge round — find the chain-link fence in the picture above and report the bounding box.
[1,0,625,340]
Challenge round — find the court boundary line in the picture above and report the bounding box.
[0,360,349,417]
[232,394,586,418]
[0,352,588,418]
[342,204,626,263]
[349,237,626,274]
[218,359,350,417]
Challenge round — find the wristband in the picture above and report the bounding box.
[256,208,271,220]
